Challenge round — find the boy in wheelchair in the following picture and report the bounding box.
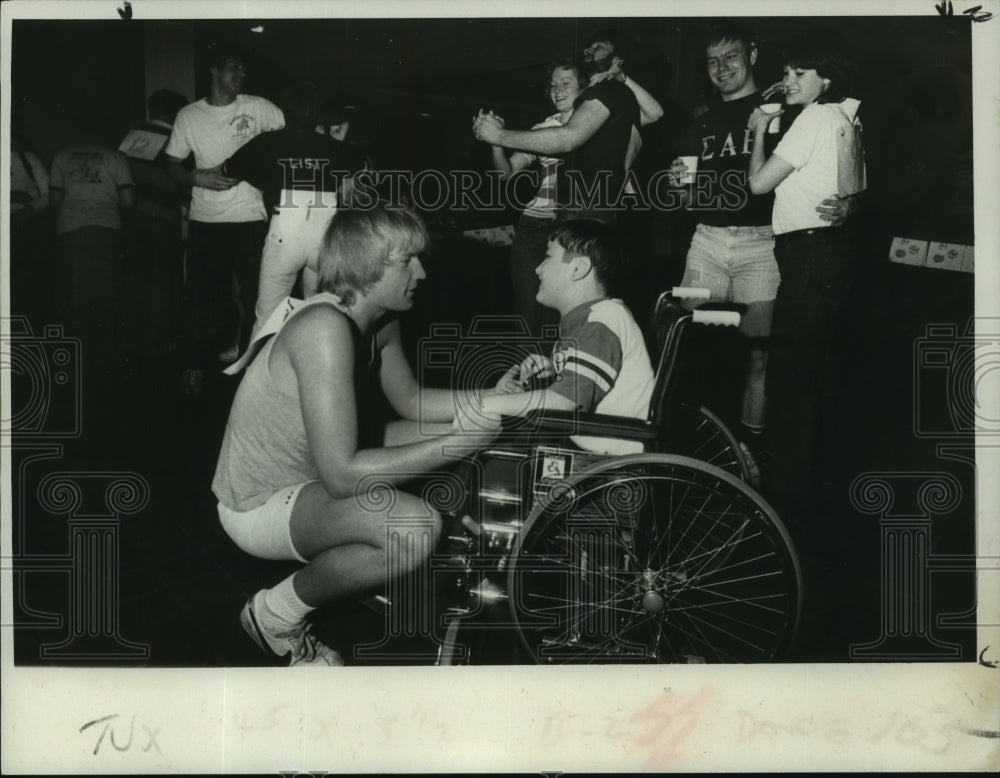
[437,225,803,662]
[482,218,654,455]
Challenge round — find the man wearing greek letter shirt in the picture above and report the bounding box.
[671,23,850,455]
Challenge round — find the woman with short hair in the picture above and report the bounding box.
[746,28,865,525]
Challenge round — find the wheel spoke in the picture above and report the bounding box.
[509,456,801,664]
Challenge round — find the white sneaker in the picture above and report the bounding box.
[240,590,344,667]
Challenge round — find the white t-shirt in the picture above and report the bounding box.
[49,145,134,234]
[165,94,284,223]
[771,99,861,235]
[520,113,566,218]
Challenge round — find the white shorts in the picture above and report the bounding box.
[681,224,780,304]
[217,482,314,563]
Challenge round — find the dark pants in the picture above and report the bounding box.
[766,227,854,525]
[55,226,126,362]
[10,209,55,324]
[509,213,558,337]
[184,220,268,368]
[122,212,183,355]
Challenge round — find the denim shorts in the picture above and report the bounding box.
[217,482,314,563]
[680,224,780,304]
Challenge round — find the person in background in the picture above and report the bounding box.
[667,23,852,473]
[488,59,584,337]
[10,133,49,224]
[317,99,372,189]
[120,88,190,358]
[49,126,135,363]
[9,134,51,319]
[474,29,663,223]
[165,42,284,394]
[221,80,359,339]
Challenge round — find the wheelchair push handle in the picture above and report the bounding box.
[670,286,711,301]
[692,309,741,327]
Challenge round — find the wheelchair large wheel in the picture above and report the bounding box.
[507,454,801,664]
[672,403,752,482]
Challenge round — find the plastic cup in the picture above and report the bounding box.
[760,103,782,134]
[678,155,698,185]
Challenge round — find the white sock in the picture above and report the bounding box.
[261,573,313,626]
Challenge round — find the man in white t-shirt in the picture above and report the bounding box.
[165,43,284,394]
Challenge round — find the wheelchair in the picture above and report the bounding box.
[431,288,802,665]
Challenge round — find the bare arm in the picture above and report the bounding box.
[747,107,793,195]
[166,154,239,191]
[377,319,466,422]
[482,387,577,417]
[287,308,498,498]
[591,69,662,126]
[476,99,609,155]
[491,146,534,180]
[623,75,663,126]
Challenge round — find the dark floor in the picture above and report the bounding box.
[8,229,978,666]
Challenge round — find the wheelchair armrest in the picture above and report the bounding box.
[517,409,659,441]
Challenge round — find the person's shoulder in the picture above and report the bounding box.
[703,92,756,117]
[590,296,628,315]
[314,133,349,159]
[239,126,280,150]
[588,298,640,328]
[783,102,827,137]
[241,93,281,111]
[533,113,564,129]
[794,102,832,125]
[573,298,623,328]
[176,98,206,116]
[581,78,627,100]
[287,301,349,332]
[279,302,354,360]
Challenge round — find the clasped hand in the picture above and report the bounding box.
[472,109,504,144]
[495,353,554,394]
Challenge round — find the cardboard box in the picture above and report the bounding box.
[960,244,975,273]
[889,237,928,267]
[925,242,966,272]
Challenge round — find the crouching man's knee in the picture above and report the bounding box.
[384,505,442,577]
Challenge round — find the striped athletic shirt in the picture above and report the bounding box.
[549,297,654,455]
